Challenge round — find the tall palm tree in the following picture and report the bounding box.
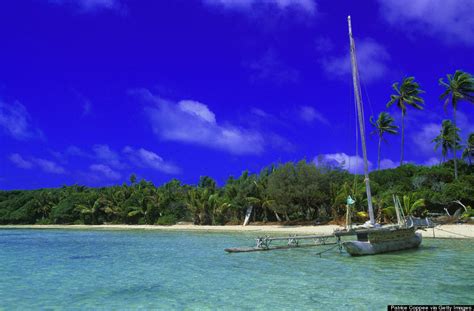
[462,133,474,165]
[387,77,424,166]
[370,112,398,170]
[432,120,461,163]
[439,70,474,179]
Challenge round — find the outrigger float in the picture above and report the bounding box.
[224,215,433,255]
[224,234,340,253]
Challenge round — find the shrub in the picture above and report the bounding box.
[156,214,177,225]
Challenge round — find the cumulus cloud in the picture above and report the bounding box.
[0,101,42,140]
[422,157,440,167]
[315,152,372,174]
[379,158,397,170]
[92,144,125,168]
[9,153,33,169]
[250,108,270,118]
[89,164,121,180]
[204,0,316,14]
[378,0,474,46]
[178,100,216,123]
[411,122,440,155]
[33,158,66,174]
[320,38,390,83]
[9,153,65,174]
[123,146,181,174]
[135,90,265,155]
[455,111,474,140]
[299,106,329,125]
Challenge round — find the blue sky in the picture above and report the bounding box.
[1,0,473,190]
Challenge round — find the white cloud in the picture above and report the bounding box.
[9,153,65,174]
[456,111,474,140]
[92,144,125,168]
[412,123,440,155]
[422,157,440,167]
[250,108,270,118]
[315,152,372,174]
[0,100,42,140]
[379,158,397,170]
[178,100,216,123]
[9,153,33,169]
[123,146,181,174]
[33,158,66,174]
[378,0,474,46]
[136,90,265,155]
[299,106,329,125]
[320,38,390,83]
[204,0,316,14]
[89,164,121,180]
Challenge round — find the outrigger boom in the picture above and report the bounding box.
[224,234,340,253]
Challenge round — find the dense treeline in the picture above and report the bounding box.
[1,160,473,226]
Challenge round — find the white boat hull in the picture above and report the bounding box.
[343,232,422,256]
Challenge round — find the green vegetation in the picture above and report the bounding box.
[439,70,474,179]
[370,112,398,170]
[462,133,474,165]
[0,161,472,226]
[432,120,461,163]
[386,76,425,166]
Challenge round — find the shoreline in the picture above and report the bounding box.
[1,224,473,239]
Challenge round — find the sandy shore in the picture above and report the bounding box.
[1,223,473,239]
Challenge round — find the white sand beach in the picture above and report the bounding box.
[1,223,473,239]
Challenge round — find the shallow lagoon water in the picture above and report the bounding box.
[0,229,472,310]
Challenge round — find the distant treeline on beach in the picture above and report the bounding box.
[1,160,473,226]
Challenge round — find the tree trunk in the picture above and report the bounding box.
[284,212,290,222]
[378,134,382,170]
[453,108,458,180]
[400,111,405,166]
[274,211,282,222]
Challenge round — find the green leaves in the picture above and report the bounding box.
[439,70,474,108]
[370,112,398,138]
[387,76,425,114]
[432,120,461,162]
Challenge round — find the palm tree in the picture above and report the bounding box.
[462,133,474,165]
[383,195,426,222]
[370,112,398,170]
[387,77,424,166]
[432,120,461,163]
[401,195,426,217]
[439,70,474,179]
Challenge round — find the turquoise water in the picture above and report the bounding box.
[0,229,472,310]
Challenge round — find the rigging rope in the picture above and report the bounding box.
[434,226,473,239]
[314,243,340,257]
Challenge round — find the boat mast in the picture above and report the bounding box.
[347,16,375,225]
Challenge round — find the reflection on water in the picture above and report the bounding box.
[0,229,472,309]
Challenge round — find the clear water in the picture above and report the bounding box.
[0,229,472,310]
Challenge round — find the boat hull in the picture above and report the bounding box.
[342,231,422,256]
